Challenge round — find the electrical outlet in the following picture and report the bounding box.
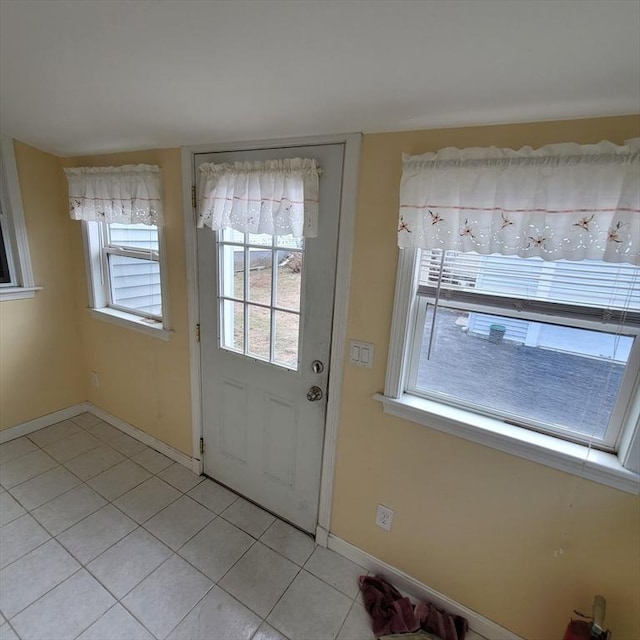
[91,371,100,388]
[375,504,394,531]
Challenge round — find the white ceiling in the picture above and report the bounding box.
[1,0,638,156]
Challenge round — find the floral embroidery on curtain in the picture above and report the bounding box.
[197,158,320,238]
[64,165,162,226]
[398,139,640,264]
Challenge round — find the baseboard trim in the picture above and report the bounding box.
[315,524,329,547]
[0,402,198,474]
[328,534,523,640]
[0,403,90,444]
[86,404,195,471]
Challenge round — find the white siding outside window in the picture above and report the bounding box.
[82,221,170,339]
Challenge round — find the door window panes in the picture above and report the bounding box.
[218,232,304,369]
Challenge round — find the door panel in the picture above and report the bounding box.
[196,143,343,532]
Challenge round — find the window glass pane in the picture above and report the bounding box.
[220,228,244,243]
[274,311,299,369]
[248,304,271,360]
[276,235,304,250]
[247,233,272,246]
[420,251,640,311]
[413,305,633,440]
[221,300,244,352]
[108,224,158,251]
[248,248,272,305]
[276,250,302,311]
[0,221,12,284]
[220,245,244,299]
[109,254,162,317]
[217,231,303,370]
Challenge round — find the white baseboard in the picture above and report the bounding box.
[0,403,90,444]
[328,534,523,640]
[0,402,198,474]
[315,524,329,547]
[86,404,196,471]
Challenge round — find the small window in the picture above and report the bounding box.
[103,223,162,320]
[0,136,38,300]
[405,250,639,451]
[65,163,167,335]
[83,221,168,332]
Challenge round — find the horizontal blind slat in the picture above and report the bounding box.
[420,250,640,311]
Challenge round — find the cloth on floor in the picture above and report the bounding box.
[415,601,468,640]
[359,575,468,640]
[359,575,419,635]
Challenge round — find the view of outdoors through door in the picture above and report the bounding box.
[219,229,303,369]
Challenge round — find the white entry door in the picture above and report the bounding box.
[196,143,344,532]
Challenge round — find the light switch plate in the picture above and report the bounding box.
[350,340,374,368]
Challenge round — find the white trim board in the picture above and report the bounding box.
[180,133,362,543]
[0,403,198,473]
[181,145,203,464]
[0,403,90,444]
[88,404,197,473]
[328,534,523,640]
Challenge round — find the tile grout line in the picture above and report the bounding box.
[3,414,367,640]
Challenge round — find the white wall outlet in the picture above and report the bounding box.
[350,340,374,368]
[375,504,394,531]
[91,371,100,388]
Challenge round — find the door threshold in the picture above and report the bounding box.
[202,472,316,538]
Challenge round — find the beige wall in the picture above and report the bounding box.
[0,141,85,429]
[63,149,192,455]
[331,115,640,640]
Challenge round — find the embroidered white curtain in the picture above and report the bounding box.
[398,139,640,264]
[65,165,162,226]
[197,158,320,238]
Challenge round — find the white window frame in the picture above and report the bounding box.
[0,136,41,301]
[82,220,171,340]
[379,248,640,494]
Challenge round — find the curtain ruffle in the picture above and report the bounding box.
[65,164,162,226]
[197,158,320,238]
[399,139,640,264]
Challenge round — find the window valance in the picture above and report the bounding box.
[64,164,162,226]
[398,139,639,264]
[197,158,320,238]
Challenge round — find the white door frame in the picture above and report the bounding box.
[181,133,361,545]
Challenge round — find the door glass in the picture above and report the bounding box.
[221,300,244,352]
[276,250,302,312]
[274,311,300,368]
[248,305,271,360]
[218,232,303,369]
[248,248,272,305]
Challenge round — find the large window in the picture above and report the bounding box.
[382,139,639,492]
[405,250,639,451]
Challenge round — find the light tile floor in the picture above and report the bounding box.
[0,413,487,640]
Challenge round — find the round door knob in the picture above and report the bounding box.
[306,386,324,402]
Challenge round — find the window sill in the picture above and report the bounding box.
[0,286,42,301]
[374,393,640,495]
[88,307,172,341]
